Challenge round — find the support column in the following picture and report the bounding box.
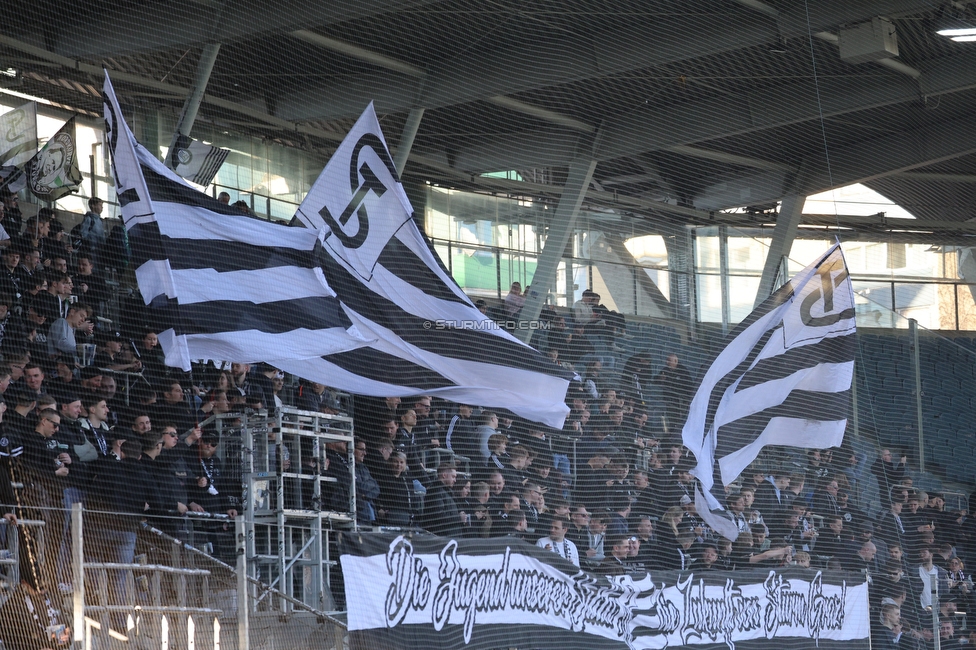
[235,516,249,650]
[516,140,598,343]
[166,43,221,168]
[754,193,804,307]
[664,227,695,324]
[71,503,84,650]
[910,318,925,474]
[719,225,731,334]
[393,107,425,176]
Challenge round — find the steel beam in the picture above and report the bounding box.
[274,1,936,122]
[441,47,976,173]
[53,0,443,58]
[166,43,221,168]
[695,111,976,211]
[890,172,976,183]
[516,142,599,343]
[393,107,425,175]
[754,194,804,307]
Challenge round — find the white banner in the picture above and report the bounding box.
[342,536,870,650]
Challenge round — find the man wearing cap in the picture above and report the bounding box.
[186,433,239,560]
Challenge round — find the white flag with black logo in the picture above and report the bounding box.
[169,133,229,187]
[0,102,37,168]
[295,103,412,281]
[683,243,855,540]
[289,103,574,427]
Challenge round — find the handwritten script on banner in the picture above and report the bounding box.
[341,535,869,650]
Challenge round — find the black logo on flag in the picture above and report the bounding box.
[800,256,853,327]
[319,133,400,250]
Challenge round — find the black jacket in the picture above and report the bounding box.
[422,481,462,538]
[88,454,150,531]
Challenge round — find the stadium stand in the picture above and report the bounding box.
[5,2,976,650]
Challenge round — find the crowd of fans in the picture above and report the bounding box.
[0,193,971,650]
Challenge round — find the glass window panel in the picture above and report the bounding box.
[696,235,720,272]
[726,236,770,274]
[852,281,895,328]
[728,275,761,324]
[697,273,723,323]
[433,244,451,273]
[894,283,940,329]
[451,245,498,297]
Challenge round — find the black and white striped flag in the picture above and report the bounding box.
[169,133,229,187]
[104,73,371,370]
[105,74,573,427]
[286,103,574,427]
[683,243,855,540]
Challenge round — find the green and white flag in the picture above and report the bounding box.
[25,116,83,201]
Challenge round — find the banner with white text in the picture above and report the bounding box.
[340,533,870,650]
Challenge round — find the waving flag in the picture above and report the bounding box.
[169,133,229,187]
[289,103,573,427]
[0,102,37,168]
[103,72,370,370]
[105,73,572,426]
[24,116,83,202]
[684,243,856,540]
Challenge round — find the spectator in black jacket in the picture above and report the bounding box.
[154,381,195,434]
[322,440,352,512]
[422,462,467,537]
[376,451,416,526]
[184,433,239,560]
[140,434,189,538]
[353,440,380,525]
[87,438,149,628]
[871,448,907,500]
[653,353,694,428]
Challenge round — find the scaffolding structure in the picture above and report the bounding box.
[210,407,356,614]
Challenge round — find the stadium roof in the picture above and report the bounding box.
[3,0,976,239]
